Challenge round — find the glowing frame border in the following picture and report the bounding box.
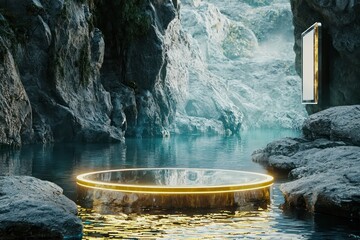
[76,168,274,195]
[301,22,322,104]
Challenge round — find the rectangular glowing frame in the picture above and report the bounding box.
[302,22,321,104]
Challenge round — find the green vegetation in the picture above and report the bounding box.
[117,0,151,41]
[92,0,151,81]
[222,24,257,59]
[93,0,151,54]
[79,43,91,86]
[55,53,65,78]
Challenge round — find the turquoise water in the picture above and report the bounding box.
[1,129,359,239]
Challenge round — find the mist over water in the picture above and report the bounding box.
[165,0,307,135]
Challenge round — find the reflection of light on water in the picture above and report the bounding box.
[77,169,273,213]
[79,207,304,239]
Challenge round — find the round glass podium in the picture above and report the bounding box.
[77,168,273,213]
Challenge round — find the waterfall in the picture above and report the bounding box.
[165,0,307,135]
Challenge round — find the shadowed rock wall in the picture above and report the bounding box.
[0,0,122,144]
[96,0,177,137]
[0,0,178,146]
[290,0,360,113]
[0,36,32,147]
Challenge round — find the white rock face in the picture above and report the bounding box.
[166,0,307,134]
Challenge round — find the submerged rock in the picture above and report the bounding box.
[252,105,360,219]
[0,176,82,239]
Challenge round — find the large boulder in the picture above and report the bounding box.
[290,0,360,113]
[280,146,360,219]
[252,105,360,219]
[0,176,82,239]
[302,105,360,146]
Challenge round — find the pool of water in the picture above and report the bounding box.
[1,129,359,239]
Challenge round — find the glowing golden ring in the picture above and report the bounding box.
[76,168,273,194]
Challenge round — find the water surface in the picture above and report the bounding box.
[1,129,359,239]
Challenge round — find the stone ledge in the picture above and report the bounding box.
[252,105,360,219]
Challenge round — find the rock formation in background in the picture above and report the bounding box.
[290,0,360,114]
[168,0,306,134]
[0,0,121,145]
[0,0,178,147]
[94,0,177,137]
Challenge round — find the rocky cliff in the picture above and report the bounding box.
[0,0,178,147]
[290,0,360,113]
[95,0,177,137]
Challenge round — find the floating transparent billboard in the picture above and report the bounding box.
[302,22,322,104]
